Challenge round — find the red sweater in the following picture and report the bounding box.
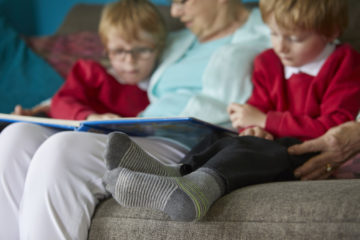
[50,60,150,120]
[247,44,360,140]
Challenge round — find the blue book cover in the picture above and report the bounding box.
[80,117,237,148]
[0,114,237,148]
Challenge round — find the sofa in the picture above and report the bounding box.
[44,2,360,239]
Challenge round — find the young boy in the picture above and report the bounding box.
[102,0,360,222]
[49,0,166,120]
[229,0,360,141]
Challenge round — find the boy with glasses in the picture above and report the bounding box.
[49,0,166,120]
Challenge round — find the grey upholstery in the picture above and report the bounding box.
[89,180,360,240]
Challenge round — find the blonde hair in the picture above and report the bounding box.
[259,0,348,38]
[99,0,167,50]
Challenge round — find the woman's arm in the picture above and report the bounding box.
[180,45,259,125]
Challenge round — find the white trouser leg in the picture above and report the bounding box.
[18,131,188,240]
[19,131,109,240]
[0,123,58,240]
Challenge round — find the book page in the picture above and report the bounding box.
[0,113,81,130]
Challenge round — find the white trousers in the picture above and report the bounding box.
[0,122,187,240]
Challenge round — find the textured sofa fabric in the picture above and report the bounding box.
[89,180,360,240]
[55,2,360,240]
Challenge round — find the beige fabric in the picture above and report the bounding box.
[89,180,360,240]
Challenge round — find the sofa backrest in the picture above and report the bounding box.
[57,1,360,52]
[56,2,258,35]
[339,0,360,51]
[56,4,183,34]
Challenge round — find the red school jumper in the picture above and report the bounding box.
[50,60,150,120]
[247,44,360,140]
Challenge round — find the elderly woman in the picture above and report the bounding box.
[0,0,270,239]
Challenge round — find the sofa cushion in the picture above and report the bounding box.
[89,179,360,240]
[26,32,105,79]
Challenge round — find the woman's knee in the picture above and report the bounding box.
[29,131,107,183]
[1,122,57,148]
[0,123,57,171]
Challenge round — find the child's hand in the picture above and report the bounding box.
[227,103,267,129]
[239,126,274,140]
[86,113,122,120]
[12,104,50,117]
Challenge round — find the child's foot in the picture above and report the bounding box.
[104,132,181,176]
[103,167,224,221]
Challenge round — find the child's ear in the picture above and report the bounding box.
[327,30,341,43]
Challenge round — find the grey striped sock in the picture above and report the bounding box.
[111,167,224,221]
[105,132,181,176]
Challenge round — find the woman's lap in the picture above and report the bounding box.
[0,123,108,239]
[19,130,109,239]
[0,123,188,239]
[0,122,58,240]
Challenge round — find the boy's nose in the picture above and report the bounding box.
[277,39,289,53]
[123,52,136,63]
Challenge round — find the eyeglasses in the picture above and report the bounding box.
[107,47,156,61]
[170,0,188,5]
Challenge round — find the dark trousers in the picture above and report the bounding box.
[180,134,315,193]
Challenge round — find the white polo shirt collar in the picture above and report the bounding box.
[284,43,336,79]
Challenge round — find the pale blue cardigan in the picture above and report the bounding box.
[142,9,271,127]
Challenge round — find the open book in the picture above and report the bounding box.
[0,113,237,148]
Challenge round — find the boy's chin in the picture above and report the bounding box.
[122,78,143,85]
[281,58,309,68]
[281,60,299,68]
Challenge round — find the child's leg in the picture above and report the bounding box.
[201,136,310,193]
[105,136,311,221]
[179,132,229,173]
[104,132,188,176]
[104,167,225,221]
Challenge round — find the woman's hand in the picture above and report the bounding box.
[288,121,360,180]
[227,103,266,130]
[239,126,274,140]
[86,113,122,121]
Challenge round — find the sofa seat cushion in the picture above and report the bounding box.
[89,179,360,240]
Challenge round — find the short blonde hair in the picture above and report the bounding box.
[99,0,167,50]
[259,0,348,38]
